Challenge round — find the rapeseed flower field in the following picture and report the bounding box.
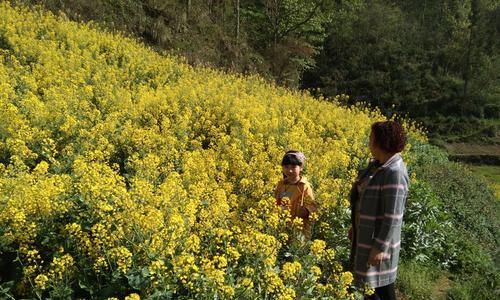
[0,3,423,299]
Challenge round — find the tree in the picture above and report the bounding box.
[302,0,499,140]
[243,0,335,87]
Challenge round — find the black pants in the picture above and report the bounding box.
[365,283,396,300]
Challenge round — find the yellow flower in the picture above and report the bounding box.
[220,285,235,298]
[226,246,240,262]
[310,239,327,258]
[215,255,228,269]
[277,287,296,300]
[185,234,201,253]
[340,271,353,285]
[365,286,375,296]
[264,271,283,293]
[149,259,166,276]
[238,277,254,289]
[325,248,336,262]
[33,161,49,175]
[281,261,302,281]
[93,256,108,273]
[34,274,49,290]
[109,246,132,274]
[0,3,422,298]
[48,254,75,281]
[124,293,141,300]
[310,266,322,277]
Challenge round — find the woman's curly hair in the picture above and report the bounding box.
[371,121,407,153]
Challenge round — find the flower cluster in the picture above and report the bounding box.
[0,2,424,299]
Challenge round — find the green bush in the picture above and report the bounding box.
[416,162,499,254]
[449,232,499,299]
[406,139,448,173]
[315,203,351,264]
[401,180,458,268]
[401,145,499,299]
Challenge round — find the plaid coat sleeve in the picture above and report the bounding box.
[373,169,408,252]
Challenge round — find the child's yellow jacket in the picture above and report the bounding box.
[274,177,317,238]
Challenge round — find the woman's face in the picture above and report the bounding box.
[369,131,380,158]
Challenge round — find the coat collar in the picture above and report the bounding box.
[380,153,402,169]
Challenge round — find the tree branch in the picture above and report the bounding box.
[278,0,324,41]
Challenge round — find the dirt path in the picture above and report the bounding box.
[445,142,500,156]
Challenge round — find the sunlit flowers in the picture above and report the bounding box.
[0,2,424,299]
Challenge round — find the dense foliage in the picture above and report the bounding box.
[12,0,500,141]
[303,0,500,141]
[1,3,498,299]
[0,3,428,299]
[399,143,499,299]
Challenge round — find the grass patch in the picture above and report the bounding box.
[447,271,500,300]
[397,261,451,300]
[468,164,500,199]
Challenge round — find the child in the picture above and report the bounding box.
[274,150,317,239]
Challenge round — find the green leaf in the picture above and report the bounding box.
[126,271,150,290]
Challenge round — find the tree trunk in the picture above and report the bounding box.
[186,0,191,21]
[271,0,280,78]
[235,0,240,42]
[462,0,478,115]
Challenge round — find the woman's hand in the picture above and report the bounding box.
[367,248,386,267]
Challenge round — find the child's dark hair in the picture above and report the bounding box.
[281,150,305,166]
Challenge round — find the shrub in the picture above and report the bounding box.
[403,159,499,299]
[401,142,499,299]
[404,138,448,173]
[401,180,458,268]
[416,162,499,254]
[447,270,500,300]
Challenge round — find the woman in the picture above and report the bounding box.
[349,121,409,300]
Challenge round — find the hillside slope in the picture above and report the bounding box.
[0,3,423,299]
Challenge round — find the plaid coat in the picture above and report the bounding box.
[349,153,409,288]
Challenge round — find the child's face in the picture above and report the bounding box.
[282,164,302,179]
